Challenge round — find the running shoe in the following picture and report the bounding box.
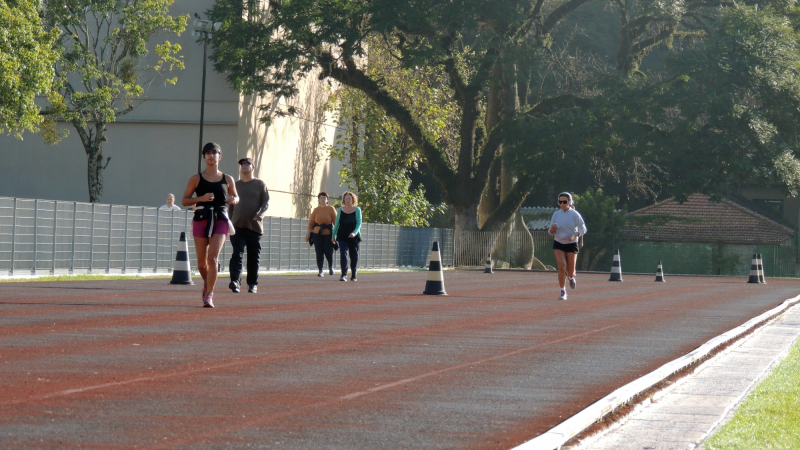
[329,268,334,276]
[569,277,576,289]
[229,281,240,293]
[339,275,347,282]
[248,285,257,294]
[558,292,568,301]
[203,293,215,308]
[351,274,357,282]
[318,270,324,277]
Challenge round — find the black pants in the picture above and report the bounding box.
[338,238,359,276]
[313,233,334,271]
[229,228,261,286]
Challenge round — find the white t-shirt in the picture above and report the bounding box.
[159,204,181,211]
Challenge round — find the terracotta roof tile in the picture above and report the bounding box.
[620,194,795,244]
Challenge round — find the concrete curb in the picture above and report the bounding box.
[511,293,800,450]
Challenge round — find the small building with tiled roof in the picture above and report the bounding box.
[617,194,797,277]
[622,193,795,245]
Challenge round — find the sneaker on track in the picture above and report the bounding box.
[248,285,257,294]
[558,292,568,301]
[329,268,334,276]
[569,277,576,289]
[339,275,347,282]
[229,281,240,293]
[203,293,215,308]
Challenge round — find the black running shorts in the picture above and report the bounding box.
[552,240,579,254]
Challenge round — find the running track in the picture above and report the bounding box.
[1,271,798,449]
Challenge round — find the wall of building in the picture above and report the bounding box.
[0,0,345,217]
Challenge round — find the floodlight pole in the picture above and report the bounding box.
[193,17,222,173]
[198,33,209,173]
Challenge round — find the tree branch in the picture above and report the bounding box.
[480,175,535,231]
[321,52,458,192]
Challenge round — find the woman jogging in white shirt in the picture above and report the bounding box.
[548,192,587,300]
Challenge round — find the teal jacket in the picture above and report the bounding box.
[332,206,362,237]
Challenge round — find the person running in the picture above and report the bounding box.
[181,142,239,308]
[228,157,269,294]
[549,192,587,301]
[305,192,337,277]
[159,193,181,210]
[331,192,362,282]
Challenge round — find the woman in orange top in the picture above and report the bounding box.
[305,192,338,276]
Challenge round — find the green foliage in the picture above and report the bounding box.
[506,4,800,203]
[573,188,627,235]
[325,37,455,227]
[42,0,187,202]
[211,0,800,234]
[0,0,60,137]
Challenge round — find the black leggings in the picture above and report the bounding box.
[313,233,334,271]
[338,238,359,275]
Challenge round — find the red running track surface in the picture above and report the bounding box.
[0,271,797,449]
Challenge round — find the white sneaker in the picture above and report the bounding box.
[569,277,576,289]
[558,292,567,301]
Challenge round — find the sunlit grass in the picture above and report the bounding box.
[704,338,800,449]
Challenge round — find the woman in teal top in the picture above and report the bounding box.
[332,191,363,281]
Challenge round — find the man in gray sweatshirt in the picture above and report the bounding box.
[228,157,269,293]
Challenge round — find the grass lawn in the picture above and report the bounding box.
[704,337,800,449]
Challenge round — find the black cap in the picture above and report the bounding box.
[238,157,254,165]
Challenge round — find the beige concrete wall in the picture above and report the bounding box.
[0,0,345,216]
[236,73,346,219]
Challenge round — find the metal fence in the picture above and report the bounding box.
[0,197,454,276]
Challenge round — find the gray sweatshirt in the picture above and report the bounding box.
[549,208,587,244]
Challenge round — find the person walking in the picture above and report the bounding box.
[548,192,587,301]
[159,193,181,210]
[181,142,239,308]
[305,192,337,277]
[228,157,269,294]
[331,191,362,282]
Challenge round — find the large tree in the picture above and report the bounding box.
[42,0,186,203]
[209,0,800,263]
[0,0,59,137]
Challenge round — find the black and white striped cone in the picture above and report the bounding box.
[757,253,766,284]
[484,254,493,274]
[609,249,623,282]
[747,254,760,284]
[654,261,665,282]
[423,242,447,295]
[170,232,194,285]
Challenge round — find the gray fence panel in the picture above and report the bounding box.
[0,196,456,276]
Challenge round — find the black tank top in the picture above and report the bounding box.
[194,172,228,209]
[337,210,357,239]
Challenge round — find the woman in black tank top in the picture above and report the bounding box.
[181,142,239,308]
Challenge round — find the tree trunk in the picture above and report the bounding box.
[478,60,538,269]
[87,148,105,203]
[74,121,108,203]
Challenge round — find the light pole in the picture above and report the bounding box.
[192,15,222,173]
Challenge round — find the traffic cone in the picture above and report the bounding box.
[170,232,194,285]
[609,249,623,282]
[423,242,447,295]
[757,253,766,284]
[484,254,493,274]
[747,254,760,283]
[654,261,665,282]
